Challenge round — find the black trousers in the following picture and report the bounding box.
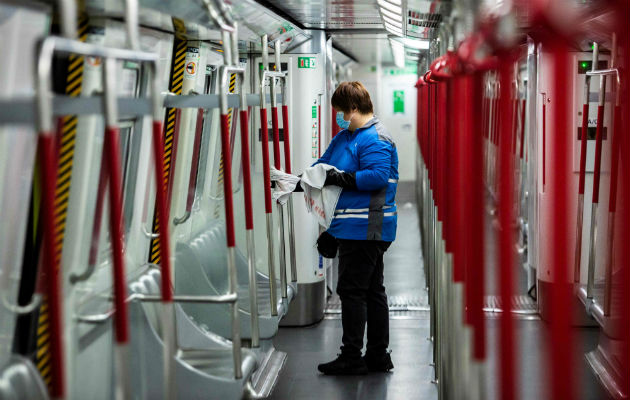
[336,239,391,358]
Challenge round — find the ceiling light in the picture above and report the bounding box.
[379,6,401,21]
[377,0,402,15]
[384,23,403,37]
[389,38,404,68]
[400,37,430,49]
[382,15,402,28]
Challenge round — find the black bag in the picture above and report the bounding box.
[316,231,338,259]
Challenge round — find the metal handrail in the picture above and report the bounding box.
[76,291,238,324]
[35,36,158,400]
[216,23,247,378]
[585,42,606,300]
[207,182,243,201]
[269,40,289,300]
[260,37,290,303]
[58,0,77,39]
[1,293,42,315]
[230,26,261,348]
[174,106,205,226]
[573,42,599,283]
[142,224,160,238]
[259,34,279,316]
[70,155,108,284]
[36,32,177,400]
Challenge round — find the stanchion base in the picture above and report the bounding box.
[279,280,326,327]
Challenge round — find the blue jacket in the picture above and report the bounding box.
[315,116,398,242]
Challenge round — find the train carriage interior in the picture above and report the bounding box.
[0,0,629,399]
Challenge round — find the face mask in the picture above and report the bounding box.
[336,111,352,130]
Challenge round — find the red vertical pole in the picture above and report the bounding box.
[542,97,546,189]
[104,126,130,346]
[220,114,236,247]
[87,156,108,268]
[260,108,273,214]
[497,57,516,400]
[151,121,174,302]
[453,75,466,283]
[437,82,445,226]
[428,85,434,192]
[621,3,630,393]
[592,104,605,204]
[184,109,205,212]
[469,71,486,359]
[240,109,254,230]
[317,104,322,157]
[282,105,292,174]
[37,133,65,399]
[578,99,589,195]
[547,40,575,400]
[444,80,452,254]
[519,99,526,160]
[620,3,630,390]
[271,106,282,170]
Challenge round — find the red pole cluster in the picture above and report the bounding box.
[416,5,630,397]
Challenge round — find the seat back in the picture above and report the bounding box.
[175,240,222,298]
[191,224,229,293]
[0,355,48,400]
[187,222,250,293]
[129,269,163,338]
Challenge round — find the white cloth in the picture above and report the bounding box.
[300,164,343,228]
[270,167,301,205]
[269,164,343,228]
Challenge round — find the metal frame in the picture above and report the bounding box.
[581,40,622,317]
[259,34,281,313]
[585,42,606,300]
[35,34,163,400]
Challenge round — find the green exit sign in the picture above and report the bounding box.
[298,57,316,69]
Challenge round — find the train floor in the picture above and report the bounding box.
[269,183,436,400]
[268,184,608,400]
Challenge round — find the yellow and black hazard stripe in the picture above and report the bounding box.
[35,14,89,388]
[149,20,187,264]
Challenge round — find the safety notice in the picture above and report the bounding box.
[184,47,200,80]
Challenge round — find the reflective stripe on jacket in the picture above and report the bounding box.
[314,116,398,241]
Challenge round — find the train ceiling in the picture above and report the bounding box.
[258,0,450,66]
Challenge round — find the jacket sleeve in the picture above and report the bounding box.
[355,137,393,191]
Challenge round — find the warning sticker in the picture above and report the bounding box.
[184,47,200,81]
[87,56,101,67]
[186,61,196,75]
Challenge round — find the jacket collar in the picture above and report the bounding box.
[345,116,379,135]
[359,116,379,130]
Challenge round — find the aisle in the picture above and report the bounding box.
[269,183,437,400]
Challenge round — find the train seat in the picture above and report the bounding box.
[577,274,625,339]
[128,268,258,399]
[175,221,294,341]
[0,355,48,400]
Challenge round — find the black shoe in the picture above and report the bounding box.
[363,351,394,372]
[317,354,368,375]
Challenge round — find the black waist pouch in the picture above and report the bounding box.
[317,231,338,259]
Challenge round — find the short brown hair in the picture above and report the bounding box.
[331,81,374,114]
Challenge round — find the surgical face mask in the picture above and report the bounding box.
[336,111,352,130]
